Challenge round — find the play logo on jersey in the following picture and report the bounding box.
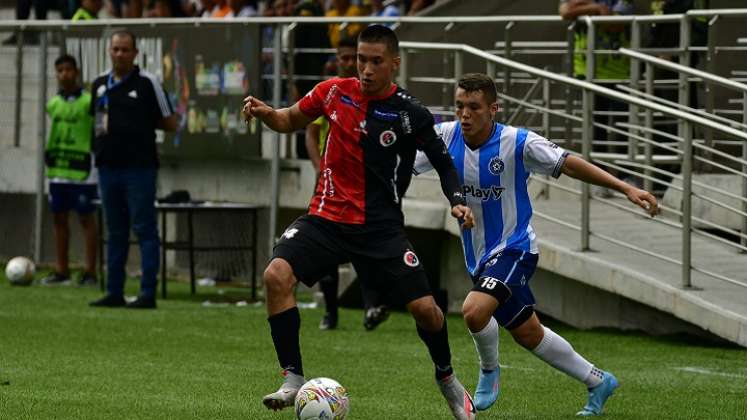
[380,130,397,147]
[403,250,419,267]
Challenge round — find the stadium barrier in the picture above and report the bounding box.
[1,13,746,292]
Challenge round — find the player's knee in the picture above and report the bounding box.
[462,300,491,333]
[409,298,443,331]
[263,260,294,296]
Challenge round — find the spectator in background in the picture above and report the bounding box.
[89,30,177,309]
[407,0,434,15]
[211,0,233,16]
[368,0,400,24]
[72,0,103,20]
[560,0,633,192]
[228,0,259,17]
[293,0,330,99]
[325,0,366,48]
[41,55,99,288]
[2,0,70,45]
[146,0,187,17]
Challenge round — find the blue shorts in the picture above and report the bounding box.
[48,182,98,215]
[471,249,539,330]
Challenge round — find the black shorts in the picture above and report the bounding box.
[273,215,431,306]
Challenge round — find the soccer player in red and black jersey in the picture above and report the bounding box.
[243,25,477,419]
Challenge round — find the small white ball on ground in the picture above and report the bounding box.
[4,257,36,286]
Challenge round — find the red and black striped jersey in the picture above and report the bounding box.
[298,77,464,226]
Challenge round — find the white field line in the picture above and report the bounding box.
[674,367,747,379]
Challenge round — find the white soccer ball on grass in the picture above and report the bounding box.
[4,256,35,286]
[295,377,350,420]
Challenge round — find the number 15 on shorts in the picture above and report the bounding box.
[480,276,500,290]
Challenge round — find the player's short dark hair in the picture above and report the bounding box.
[338,36,357,51]
[358,24,399,54]
[54,54,78,69]
[457,73,498,104]
[110,29,137,49]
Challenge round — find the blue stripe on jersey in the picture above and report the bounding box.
[479,123,504,262]
[508,128,532,251]
[450,123,476,270]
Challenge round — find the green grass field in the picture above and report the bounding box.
[1,272,746,420]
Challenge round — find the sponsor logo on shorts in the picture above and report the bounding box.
[282,228,299,239]
[488,156,505,175]
[380,130,397,147]
[403,250,419,267]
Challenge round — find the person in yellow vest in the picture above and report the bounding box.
[304,37,390,331]
[42,55,99,286]
[71,0,103,20]
[325,0,366,48]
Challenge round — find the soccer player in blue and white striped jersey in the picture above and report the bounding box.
[414,73,658,416]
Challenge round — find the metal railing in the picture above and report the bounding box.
[1,14,747,290]
[398,40,747,291]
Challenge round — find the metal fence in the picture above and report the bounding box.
[1,13,746,291]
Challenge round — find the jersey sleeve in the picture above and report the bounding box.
[523,130,569,178]
[297,79,336,119]
[412,110,465,207]
[413,122,450,175]
[145,75,173,119]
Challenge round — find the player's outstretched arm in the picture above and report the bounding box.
[561,155,659,217]
[242,96,313,133]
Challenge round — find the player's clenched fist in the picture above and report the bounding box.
[242,96,272,122]
[452,204,474,230]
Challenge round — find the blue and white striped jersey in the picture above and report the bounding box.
[414,121,568,275]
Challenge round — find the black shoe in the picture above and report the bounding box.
[319,312,338,330]
[77,272,98,287]
[41,272,71,286]
[126,295,156,309]
[364,305,390,331]
[90,294,126,307]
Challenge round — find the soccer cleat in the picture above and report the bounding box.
[576,371,619,416]
[474,366,500,411]
[78,272,98,287]
[262,370,305,411]
[319,313,338,330]
[126,295,156,309]
[41,272,71,286]
[363,305,390,331]
[89,294,126,307]
[437,374,477,420]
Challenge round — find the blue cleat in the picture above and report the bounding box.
[474,366,500,411]
[576,371,619,416]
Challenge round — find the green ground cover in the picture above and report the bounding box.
[1,273,746,419]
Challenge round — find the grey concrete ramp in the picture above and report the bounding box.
[530,184,747,347]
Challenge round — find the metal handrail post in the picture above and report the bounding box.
[268,23,283,258]
[704,15,718,154]
[644,62,654,192]
[678,15,691,144]
[742,92,747,252]
[398,48,408,88]
[541,78,552,199]
[34,31,48,263]
[503,21,514,121]
[565,22,575,150]
[13,31,23,147]
[581,88,592,251]
[454,50,463,87]
[584,17,595,84]
[681,120,693,288]
[628,19,640,162]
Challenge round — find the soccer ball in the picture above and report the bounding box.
[4,256,35,286]
[295,377,350,420]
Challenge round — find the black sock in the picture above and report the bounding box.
[268,307,303,376]
[416,319,453,381]
[319,272,339,318]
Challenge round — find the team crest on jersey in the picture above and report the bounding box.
[488,156,505,175]
[403,250,419,267]
[380,130,397,147]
